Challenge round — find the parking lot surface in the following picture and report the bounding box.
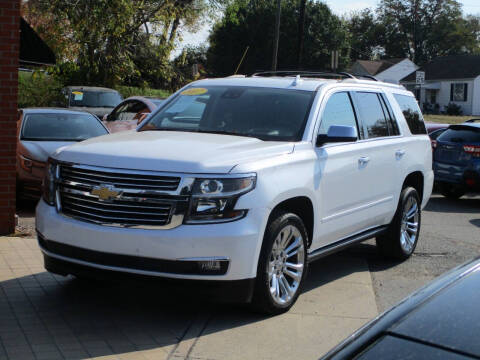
[2,193,479,360]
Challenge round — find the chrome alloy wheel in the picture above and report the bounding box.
[400,195,419,253]
[267,225,305,306]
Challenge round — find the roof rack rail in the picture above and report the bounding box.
[249,70,357,79]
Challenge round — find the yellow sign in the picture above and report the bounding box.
[91,185,120,201]
[181,88,208,96]
[72,91,83,95]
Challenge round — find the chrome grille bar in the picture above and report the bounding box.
[61,166,180,191]
[57,163,190,229]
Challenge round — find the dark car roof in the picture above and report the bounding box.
[65,86,119,93]
[21,108,97,116]
[322,258,480,359]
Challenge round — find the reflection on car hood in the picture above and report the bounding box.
[19,140,75,162]
[68,106,113,117]
[53,130,295,173]
[390,266,480,357]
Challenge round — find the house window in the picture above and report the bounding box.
[450,83,468,102]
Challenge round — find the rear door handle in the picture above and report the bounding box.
[396,149,406,158]
[358,156,370,165]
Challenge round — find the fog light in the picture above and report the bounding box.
[198,260,221,271]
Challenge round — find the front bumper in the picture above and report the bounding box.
[36,199,268,281]
[42,251,256,303]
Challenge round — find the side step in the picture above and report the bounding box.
[307,225,388,263]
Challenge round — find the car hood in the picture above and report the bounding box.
[390,266,480,357]
[69,106,113,117]
[19,140,75,163]
[53,131,295,173]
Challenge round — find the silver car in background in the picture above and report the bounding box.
[17,108,109,199]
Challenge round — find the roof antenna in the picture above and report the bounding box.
[292,74,303,86]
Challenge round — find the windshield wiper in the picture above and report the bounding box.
[141,127,265,140]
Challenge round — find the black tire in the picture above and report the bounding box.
[252,211,309,315]
[376,187,421,260]
[439,183,465,199]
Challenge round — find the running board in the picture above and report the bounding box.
[307,225,388,263]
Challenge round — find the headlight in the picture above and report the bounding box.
[185,175,256,224]
[42,159,57,206]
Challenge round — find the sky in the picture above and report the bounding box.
[176,0,480,56]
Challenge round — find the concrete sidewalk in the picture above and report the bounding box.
[0,236,378,360]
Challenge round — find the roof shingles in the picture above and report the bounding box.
[402,55,480,82]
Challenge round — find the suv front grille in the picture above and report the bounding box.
[61,165,181,191]
[57,164,189,229]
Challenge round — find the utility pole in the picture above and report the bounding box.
[296,0,306,68]
[272,0,281,71]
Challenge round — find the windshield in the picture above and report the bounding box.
[139,86,315,141]
[69,90,123,108]
[21,113,108,141]
[437,126,480,143]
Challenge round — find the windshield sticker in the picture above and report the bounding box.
[181,88,208,96]
[72,91,83,100]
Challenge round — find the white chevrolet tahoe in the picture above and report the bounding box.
[36,72,433,314]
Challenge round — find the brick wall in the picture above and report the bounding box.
[0,0,19,234]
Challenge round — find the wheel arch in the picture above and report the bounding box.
[402,171,424,201]
[267,196,315,248]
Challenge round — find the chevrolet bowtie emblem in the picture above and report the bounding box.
[91,184,120,201]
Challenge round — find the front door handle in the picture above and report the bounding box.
[396,149,406,159]
[358,156,370,166]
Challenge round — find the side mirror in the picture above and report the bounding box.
[316,125,357,147]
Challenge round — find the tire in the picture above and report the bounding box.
[252,211,309,315]
[376,187,421,260]
[439,183,465,199]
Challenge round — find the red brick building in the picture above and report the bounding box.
[0,0,19,234]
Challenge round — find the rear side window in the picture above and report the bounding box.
[393,94,427,135]
[319,92,359,136]
[354,92,389,138]
[437,127,480,143]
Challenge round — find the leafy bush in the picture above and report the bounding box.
[115,86,170,99]
[18,71,64,108]
[444,102,463,116]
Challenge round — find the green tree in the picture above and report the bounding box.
[23,0,217,87]
[377,0,477,64]
[207,0,350,76]
[347,9,385,61]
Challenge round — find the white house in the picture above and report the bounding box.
[400,55,480,116]
[350,58,419,84]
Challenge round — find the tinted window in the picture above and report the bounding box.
[394,94,427,135]
[21,113,107,141]
[69,90,122,108]
[437,127,480,143]
[142,86,315,141]
[429,128,447,140]
[379,94,400,135]
[318,92,358,135]
[355,92,389,138]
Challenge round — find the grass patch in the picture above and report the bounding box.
[424,114,478,124]
[115,86,170,99]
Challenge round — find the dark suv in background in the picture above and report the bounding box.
[433,122,480,199]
